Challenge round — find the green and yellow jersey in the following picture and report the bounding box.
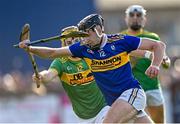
[121,29,161,91]
[50,57,106,119]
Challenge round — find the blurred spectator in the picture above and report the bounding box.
[0,69,63,96]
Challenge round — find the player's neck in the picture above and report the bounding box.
[127,28,143,36]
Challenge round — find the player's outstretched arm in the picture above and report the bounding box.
[28,46,72,59]
[19,40,72,59]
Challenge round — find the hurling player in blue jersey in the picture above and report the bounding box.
[19,14,166,123]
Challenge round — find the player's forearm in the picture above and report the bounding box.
[27,46,70,59]
[26,46,56,59]
[130,50,148,58]
[40,70,51,83]
[39,70,58,83]
[151,42,166,67]
[130,50,153,60]
[130,50,145,57]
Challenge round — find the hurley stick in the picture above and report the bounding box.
[13,31,89,48]
[20,24,40,88]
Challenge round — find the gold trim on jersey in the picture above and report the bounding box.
[60,69,94,86]
[84,52,130,72]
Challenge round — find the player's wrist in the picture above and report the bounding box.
[151,65,160,70]
[25,46,31,52]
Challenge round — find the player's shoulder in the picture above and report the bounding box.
[143,30,160,39]
[120,29,128,34]
[54,57,69,64]
[107,33,126,42]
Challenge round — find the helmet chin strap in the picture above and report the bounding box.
[94,27,103,38]
[89,27,103,50]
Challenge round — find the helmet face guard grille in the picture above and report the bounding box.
[78,14,104,32]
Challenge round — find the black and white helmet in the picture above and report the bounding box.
[77,14,104,32]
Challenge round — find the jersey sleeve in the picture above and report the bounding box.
[120,35,141,53]
[49,59,63,76]
[69,42,84,58]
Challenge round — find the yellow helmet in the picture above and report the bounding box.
[61,26,78,47]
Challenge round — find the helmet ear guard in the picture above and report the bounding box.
[77,14,104,32]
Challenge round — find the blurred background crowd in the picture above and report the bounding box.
[0,0,180,123]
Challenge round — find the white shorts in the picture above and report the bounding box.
[77,105,110,123]
[146,89,164,106]
[118,88,147,118]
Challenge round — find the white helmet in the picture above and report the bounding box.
[125,5,146,15]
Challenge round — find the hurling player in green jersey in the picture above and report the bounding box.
[32,26,109,123]
[121,5,171,123]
